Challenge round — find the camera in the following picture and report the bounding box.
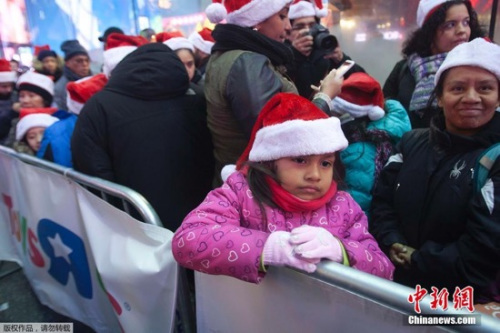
[308,24,338,53]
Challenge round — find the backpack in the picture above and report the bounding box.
[474,143,500,193]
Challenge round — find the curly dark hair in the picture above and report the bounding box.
[402,0,486,58]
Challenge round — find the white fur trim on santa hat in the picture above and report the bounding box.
[249,117,348,162]
[188,32,214,54]
[331,97,385,121]
[209,0,292,27]
[17,71,54,96]
[289,1,316,20]
[435,38,500,85]
[163,37,195,52]
[0,71,16,83]
[103,45,137,78]
[417,0,449,27]
[221,164,237,182]
[16,114,59,141]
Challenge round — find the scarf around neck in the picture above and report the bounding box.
[408,52,447,114]
[63,65,89,82]
[265,175,338,213]
[211,24,293,67]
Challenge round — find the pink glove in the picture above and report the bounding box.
[262,231,319,273]
[290,225,343,263]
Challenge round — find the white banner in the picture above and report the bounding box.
[0,150,177,333]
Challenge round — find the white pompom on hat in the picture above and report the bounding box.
[103,33,148,78]
[289,0,328,20]
[188,28,215,54]
[16,113,59,141]
[17,71,55,104]
[206,0,293,27]
[331,72,385,121]
[66,73,108,115]
[0,59,16,83]
[416,0,449,27]
[434,38,500,85]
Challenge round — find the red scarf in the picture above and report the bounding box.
[265,175,337,213]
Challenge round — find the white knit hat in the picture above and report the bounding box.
[0,59,16,83]
[66,73,108,115]
[103,33,148,78]
[16,113,59,141]
[188,28,215,54]
[435,38,500,85]
[206,0,292,27]
[331,72,385,121]
[416,0,449,27]
[17,71,54,104]
[289,0,328,20]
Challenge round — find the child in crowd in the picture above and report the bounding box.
[331,72,411,215]
[14,111,58,155]
[172,93,394,283]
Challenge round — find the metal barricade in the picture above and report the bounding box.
[0,146,195,333]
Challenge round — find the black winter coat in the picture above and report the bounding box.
[370,112,500,301]
[71,43,214,231]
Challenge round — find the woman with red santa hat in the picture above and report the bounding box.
[203,0,344,186]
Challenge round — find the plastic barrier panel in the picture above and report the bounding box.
[0,146,178,333]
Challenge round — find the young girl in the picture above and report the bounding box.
[172,93,394,283]
[15,112,59,154]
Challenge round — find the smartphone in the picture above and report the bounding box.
[335,60,355,78]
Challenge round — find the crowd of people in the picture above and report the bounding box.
[1,0,499,309]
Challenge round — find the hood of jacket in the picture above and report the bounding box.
[106,43,189,100]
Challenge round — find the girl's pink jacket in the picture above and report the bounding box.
[173,172,394,283]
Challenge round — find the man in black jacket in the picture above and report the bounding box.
[71,43,214,231]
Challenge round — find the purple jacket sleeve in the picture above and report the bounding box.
[172,183,270,284]
[336,193,395,280]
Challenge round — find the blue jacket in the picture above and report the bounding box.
[340,99,411,214]
[37,114,77,167]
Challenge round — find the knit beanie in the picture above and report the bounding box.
[237,93,347,168]
[206,0,293,27]
[416,0,449,27]
[435,38,500,85]
[289,0,328,20]
[16,113,59,141]
[61,40,89,61]
[188,28,215,54]
[37,50,58,62]
[0,59,16,83]
[331,72,385,121]
[102,33,148,77]
[17,71,55,105]
[66,73,108,114]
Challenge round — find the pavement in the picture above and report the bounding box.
[0,260,95,332]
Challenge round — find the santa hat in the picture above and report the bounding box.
[206,0,292,27]
[17,71,54,105]
[289,0,328,20]
[66,73,108,114]
[0,59,16,83]
[435,38,500,85]
[237,93,347,169]
[16,113,59,141]
[188,28,215,54]
[331,72,385,121]
[417,0,449,27]
[155,31,184,43]
[103,33,148,77]
[160,33,195,52]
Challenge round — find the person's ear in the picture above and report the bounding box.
[437,96,443,108]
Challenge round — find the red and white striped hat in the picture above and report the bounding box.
[66,73,108,115]
[289,0,328,20]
